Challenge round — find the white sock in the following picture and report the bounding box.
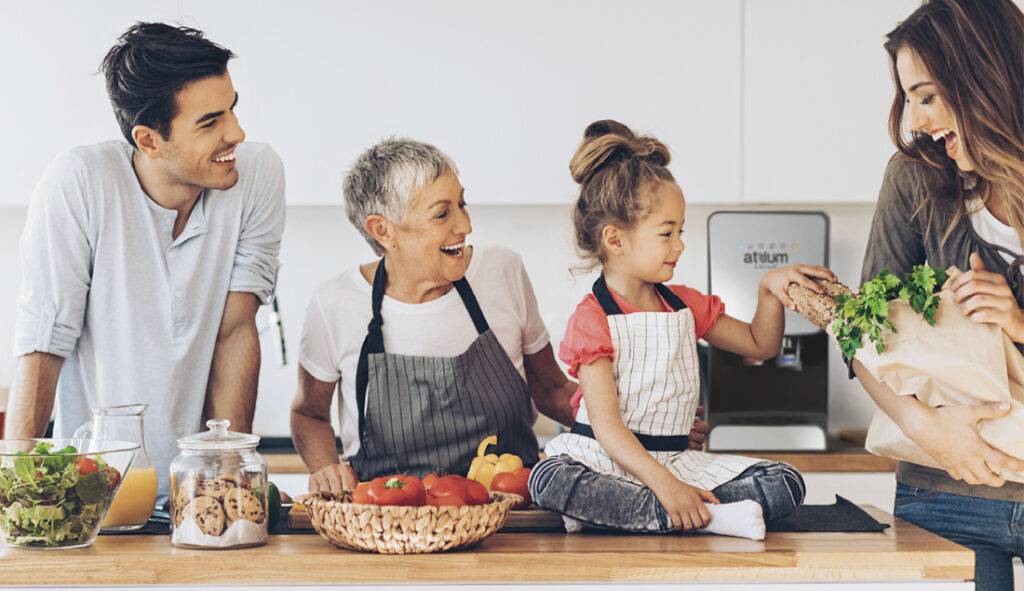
[695,499,766,541]
[561,515,585,533]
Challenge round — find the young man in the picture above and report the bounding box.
[7,23,285,502]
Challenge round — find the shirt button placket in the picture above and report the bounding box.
[173,287,185,336]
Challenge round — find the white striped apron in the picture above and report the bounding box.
[545,277,760,491]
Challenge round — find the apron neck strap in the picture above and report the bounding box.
[592,275,688,316]
[367,258,490,354]
[364,257,388,353]
[655,283,687,311]
[453,275,491,335]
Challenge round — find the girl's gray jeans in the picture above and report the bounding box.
[528,454,806,532]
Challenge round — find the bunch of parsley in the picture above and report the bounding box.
[832,265,948,361]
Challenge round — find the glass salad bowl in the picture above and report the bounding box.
[0,439,138,549]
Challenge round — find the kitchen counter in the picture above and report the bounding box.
[0,507,972,589]
[265,450,897,474]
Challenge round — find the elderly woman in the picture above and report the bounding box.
[290,138,570,490]
[291,139,711,491]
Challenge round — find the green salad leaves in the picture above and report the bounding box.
[832,265,948,361]
[0,442,119,547]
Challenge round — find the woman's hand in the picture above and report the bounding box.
[652,475,719,530]
[759,265,838,310]
[904,402,1024,487]
[952,253,1024,342]
[308,462,359,493]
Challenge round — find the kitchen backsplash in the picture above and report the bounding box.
[0,202,878,439]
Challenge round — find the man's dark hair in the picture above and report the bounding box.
[100,22,235,147]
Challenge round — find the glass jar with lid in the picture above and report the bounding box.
[169,419,268,549]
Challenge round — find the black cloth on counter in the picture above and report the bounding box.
[767,495,889,533]
[100,498,887,536]
[100,519,170,536]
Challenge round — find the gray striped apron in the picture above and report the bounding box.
[349,259,540,480]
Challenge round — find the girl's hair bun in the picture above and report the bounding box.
[570,119,670,184]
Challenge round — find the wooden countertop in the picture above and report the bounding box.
[0,508,971,586]
[265,450,897,474]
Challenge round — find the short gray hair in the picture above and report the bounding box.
[343,138,459,256]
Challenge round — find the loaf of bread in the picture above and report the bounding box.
[788,279,855,329]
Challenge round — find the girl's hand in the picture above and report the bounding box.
[759,265,837,310]
[952,253,1024,343]
[688,406,708,451]
[905,402,1024,487]
[652,476,720,530]
[308,462,359,493]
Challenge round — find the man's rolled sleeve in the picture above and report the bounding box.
[229,145,286,304]
[14,151,92,359]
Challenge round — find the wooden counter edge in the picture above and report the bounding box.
[0,506,973,586]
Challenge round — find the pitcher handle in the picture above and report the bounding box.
[72,423,92,445]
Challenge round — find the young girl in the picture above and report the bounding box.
[528,120,836,540]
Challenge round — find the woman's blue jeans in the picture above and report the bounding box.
[894,482,1023,591]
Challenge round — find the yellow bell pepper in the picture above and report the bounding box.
[466,435,523,490]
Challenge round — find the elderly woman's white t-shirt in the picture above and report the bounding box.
[299,243,550,459]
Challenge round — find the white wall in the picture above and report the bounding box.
[1,0,744,206]
[0,201,879,438]
[742,0,919,201]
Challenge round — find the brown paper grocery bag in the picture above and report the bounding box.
[853,269,1024,483]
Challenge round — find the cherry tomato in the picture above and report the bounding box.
[76,457,99,476]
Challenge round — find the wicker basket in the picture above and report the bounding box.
[297,490,520,554]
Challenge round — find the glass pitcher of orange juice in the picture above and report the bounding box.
[74,404,157,531]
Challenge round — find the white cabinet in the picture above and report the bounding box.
[742,0,919,203]
[3,1,944,207]
[0,1,180,207]
[179,0,743,205]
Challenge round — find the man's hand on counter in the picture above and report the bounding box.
[309,462,358,493]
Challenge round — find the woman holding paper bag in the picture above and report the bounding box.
[856,1,1024,588]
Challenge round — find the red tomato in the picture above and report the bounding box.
[100,466,121,488]
[422,473,440,490]
[351,482,371,504]
[427,493,466,507]
[366,475,426,506]
[76,457,99,476]
[491,468,531,509]
[464,479,489,506]
[428,478,470,503]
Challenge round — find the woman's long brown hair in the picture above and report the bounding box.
[885,0,1024,243]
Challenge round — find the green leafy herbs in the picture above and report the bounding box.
[0,442,119,547]
[831,265,948,361]
[899,265,949,324]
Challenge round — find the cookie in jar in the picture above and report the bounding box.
[169,420,269,548]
